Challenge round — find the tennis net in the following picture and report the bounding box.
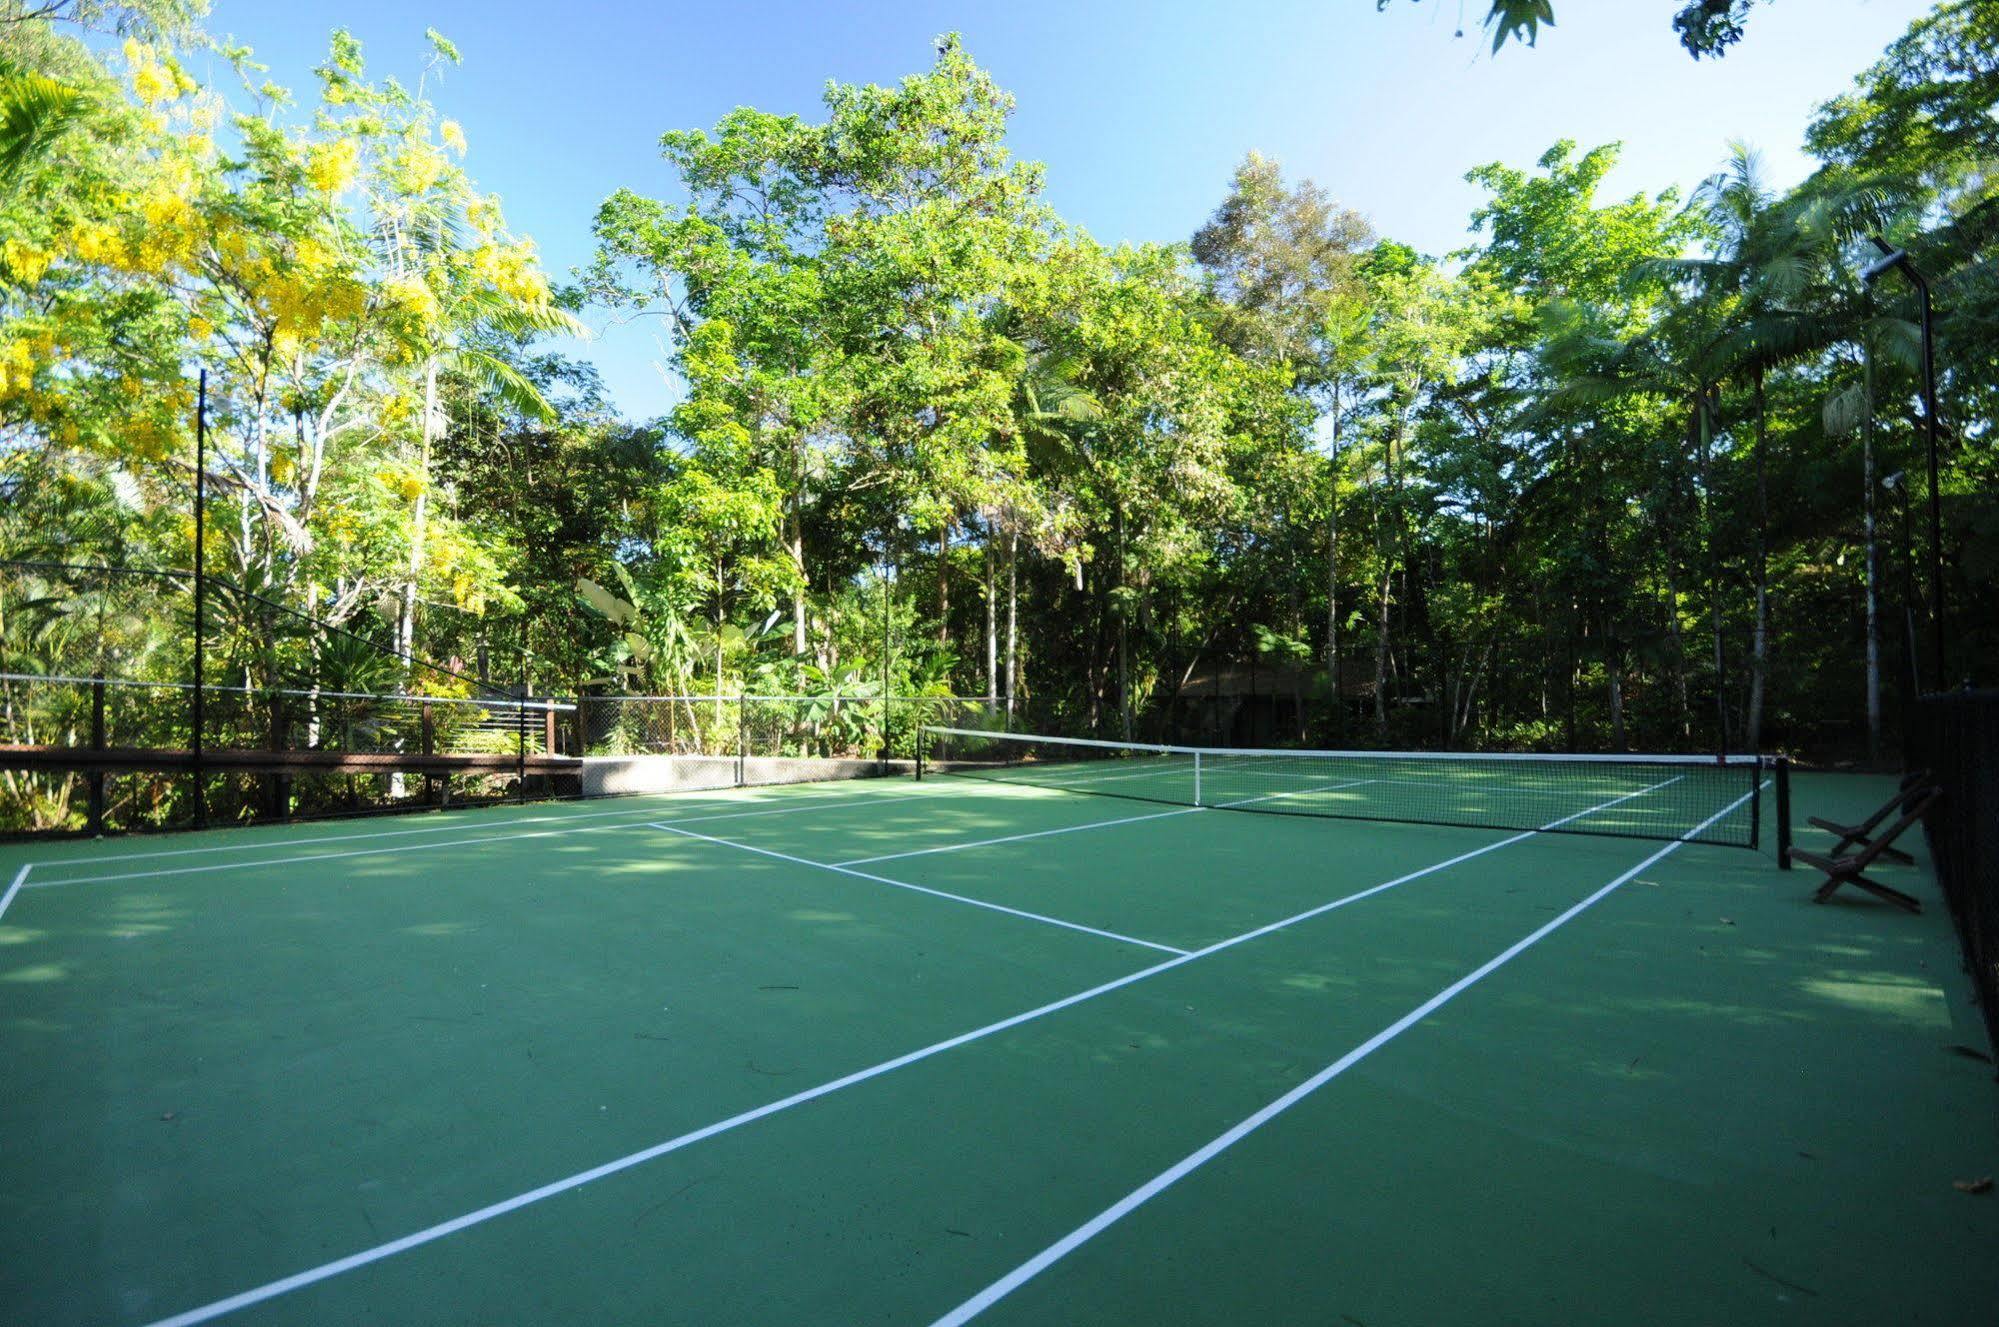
[917,727,1772,848]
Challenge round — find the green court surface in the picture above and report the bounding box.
[2,772,1994,1326]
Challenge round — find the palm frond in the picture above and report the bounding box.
[451,345,560,421]
[0,73,88,188]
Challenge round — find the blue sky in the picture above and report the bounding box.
[204,0,1934,421]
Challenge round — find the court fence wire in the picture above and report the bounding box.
[917,725,1778,849]
[0,673,573,835]
[1907,688,1999,1065]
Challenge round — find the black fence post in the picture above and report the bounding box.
[420,700,436,807]
[736,697,747,788]
[88,676,105,835]
[268,691,288,822]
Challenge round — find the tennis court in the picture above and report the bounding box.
[2,749,1994,1326]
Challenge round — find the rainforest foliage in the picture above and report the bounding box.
[3,0,1995,761]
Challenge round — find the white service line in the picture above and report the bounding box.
[967,761,1195,791]
[1212,777,1375,809]
[924,781,1762,1327]
[651,823,1189,957]
[834,806,1201,867]
[25,789,948,890]
[128,773,1697,1327]
[0,863,29,925]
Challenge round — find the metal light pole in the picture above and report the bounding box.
[880,555,893,771]
[1861,237,1946,690]
[192,368,207,827]
[1882,471,1920,696]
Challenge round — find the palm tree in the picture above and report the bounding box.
[1003,341,1103,717]
[1544,290,1738,750]
[1642,145,1886,747]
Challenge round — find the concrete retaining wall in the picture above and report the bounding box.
[580,754,916,799]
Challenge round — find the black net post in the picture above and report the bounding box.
[1774,756,1792,869]
[1747,751,1761,850]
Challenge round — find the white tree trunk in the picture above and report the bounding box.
[984,532,998,706]
[1862,347,1881,763]
[1004,527,1018,720]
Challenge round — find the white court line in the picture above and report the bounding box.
[834,778,1376,868]
[22,776,931,872]
[925,781,1763,1327]
[834,806,1202,867]
[24,790,953,890]
[129,775,1689,1327]
[1213,777,1375,809]
[23,793,749,869]
[967,761,1196,790]
[0,863,29,925]
[651,823,1190,957]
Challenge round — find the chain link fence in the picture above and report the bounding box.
[1,673,570,834]
[1907,689,1999,1065]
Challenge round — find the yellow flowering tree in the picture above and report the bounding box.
[309,27,584,666]
[1,10,579,695]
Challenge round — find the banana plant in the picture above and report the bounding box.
[749,657,883,756]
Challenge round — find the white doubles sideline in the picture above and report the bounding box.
[16,787,768,869]
[832,776,1380,868]
[653,821,1190,956]
[834,805,1201,867]
[0,863,28,926]
[17,779,974,890]
[129,774,1683,1327]
[924,780,1765,1326]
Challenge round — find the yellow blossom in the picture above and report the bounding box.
[188,315,214,341]
[305,140,360,195]
[0,338,35,397]
[69,221,126,267]
[465,198,499,236]
[394,146,445,195]
[2,240,51,285]
[376,466,425,502]
[132,60,176,106]
[382,275,440,325]
[439,120,467,156]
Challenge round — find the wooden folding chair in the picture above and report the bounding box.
[1791,786,1940,914]
[1806,771,1931,865]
